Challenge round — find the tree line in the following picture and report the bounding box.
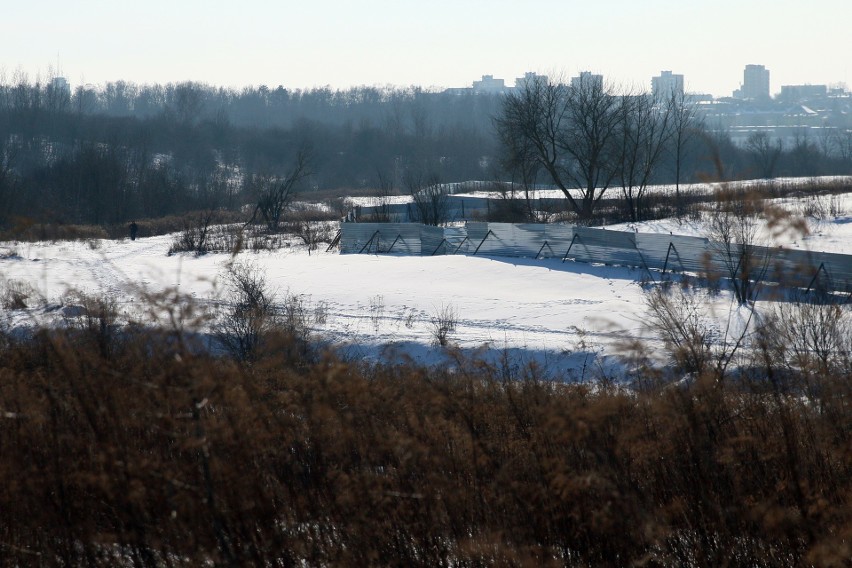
[0,75,500,227]
[0,73,850,228]
[495,74,852,221]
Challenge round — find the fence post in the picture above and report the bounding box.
[387,234,404,253]
[326,230,341,252]
[661,242,676,274]
[357,230,381,254]
[431,238,449,256]
[472,230,496,255]
[535,241,555,260]
[805,262,828,294]
[561,233,581,263]
[633,243,656,283]
[453,236,470,255]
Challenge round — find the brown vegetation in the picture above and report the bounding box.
[0,293,850,566]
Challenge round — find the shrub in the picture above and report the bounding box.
[168,211,216,256]
[1,279,39,310]
[1,321,850,566]
[62,291,121,356]
[368,294,385,333]
[430,303,458,347]
[0,277,850,566]
[215,261,277,361]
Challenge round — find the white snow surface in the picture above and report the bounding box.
[1,189,850,377]
[0,233,737,377]
[606,192,852,254]
[455,175,852,202]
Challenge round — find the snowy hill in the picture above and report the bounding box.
[2,188,850,377]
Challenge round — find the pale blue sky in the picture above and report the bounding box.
[2,0,849,96]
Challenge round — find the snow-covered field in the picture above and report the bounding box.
[607,192,852,254]
[346,175,852,207]
[1,188,850,377]
[0,235,656,375]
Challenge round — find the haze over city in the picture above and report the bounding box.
[2,0,850,97]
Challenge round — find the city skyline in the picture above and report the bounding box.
[2,0,850,97]
[36,66,852,103]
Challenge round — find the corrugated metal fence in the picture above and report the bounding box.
[351,196,571,223]
[340,222,852,292]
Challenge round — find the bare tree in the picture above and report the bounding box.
[369,169,395,223]
[789,130,822,176]
[745,131,782,178]
[835,130,852,164]
[495,73,622,220]
[666,91,704,214]
[101,80,136,115]
[616,92,674,221]
[0,140,18,227]
[216,262,277,362]
[170,82,206,126]
[706,194,770,305]
[562,74,623,218]
[249,149,311,232]
[498,111,541,221]
[72,84,98,115]
[406,170,448,226]
[764,297,851,383]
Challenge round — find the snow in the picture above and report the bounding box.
[454,175,852,202]
[0,235,660,375]
[606,192,852,254]
[2,188,850,377]
[345,195,415,207]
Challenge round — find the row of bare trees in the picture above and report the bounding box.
[495,75,702,221]
[744,128,852,179]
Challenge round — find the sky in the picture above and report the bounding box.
[2,0,850,97]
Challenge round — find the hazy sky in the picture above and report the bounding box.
[2,0,849,96]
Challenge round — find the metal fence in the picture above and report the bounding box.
[350,196,572,224]
[340,222,852,293]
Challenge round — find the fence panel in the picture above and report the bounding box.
[443,226,471,254]
[565,227,644,267]
[421,225,448,255]
[809,250,852,292]
[340,222,852,292]
[636,233,724,273]
[340,223,423,254]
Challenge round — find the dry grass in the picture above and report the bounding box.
[0,293,849,566]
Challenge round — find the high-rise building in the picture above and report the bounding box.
[651,70,684,99]
[49,76,71,97]
[739,64,770,100]
[514,72,548,91]
[570,71,603,90]
[472,75,506,94]
[779,84,827,102]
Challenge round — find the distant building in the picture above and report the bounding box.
[45,76,72,109]
[570,71,603,90]
[514,72,548,91]
[49,76,71,97]
[779,84,828,102]
[736,64,770,100]
[686,93,714,103]
[472,75,506,94]
[651,70,684,99]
